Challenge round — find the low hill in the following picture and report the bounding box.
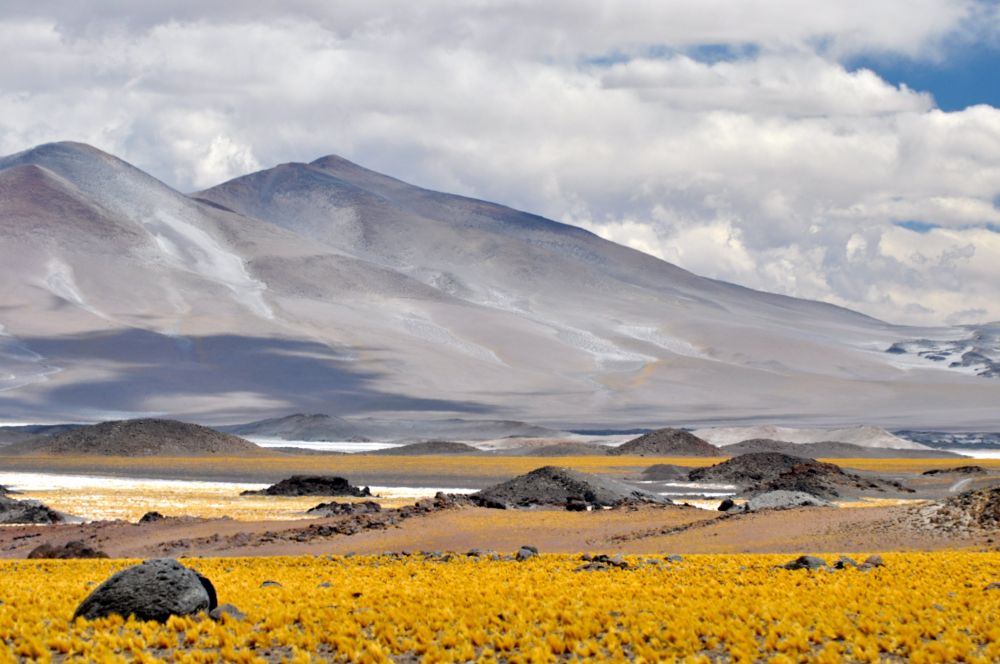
[221,414,370,442]
[5,419,265,456]
[499,442,611,456]
[608,428,722,457]
[370,441,483,456]
[694,425,931,450]
[223,414,561,442]
[722,438,959,458]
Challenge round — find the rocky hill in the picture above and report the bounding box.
[608,429,722,457]
[690,452,911,499]
[1,141,998,427]
[471,466,671,509]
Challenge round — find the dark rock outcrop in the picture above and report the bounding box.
[307,500,382,517]
[609,428,722,457]
[922,465,988,476]
[138,511,167,524]
[27,540,109,559]
[241,475,371,497]
[0,495,64,524]
[73,559,218,622]
[469,466,672,509]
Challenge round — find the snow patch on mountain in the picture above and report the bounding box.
[618,324,709,360]
[883,324,1000,378]
[400,314,502,364]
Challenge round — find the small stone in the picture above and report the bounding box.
[862,555,885,568]
[984,582,1000,591]
[781,555,826,571]
[260,580,282,588]
[665,555,683,563]
[516,546,538,561]
[209,603,246,621]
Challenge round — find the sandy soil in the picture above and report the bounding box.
[1,454,997,560]
[1,502,992,560]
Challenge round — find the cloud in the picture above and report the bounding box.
[0,2,998,325]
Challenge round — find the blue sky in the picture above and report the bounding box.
[852,42,1000,111]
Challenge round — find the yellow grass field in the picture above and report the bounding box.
[2,552,999,663]
[2,454,996,480]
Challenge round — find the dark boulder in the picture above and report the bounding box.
[717,498,736,512]
[28,540,108,559]
[241,475,371,497]
[73,559,218,622]
[138,511,166,524]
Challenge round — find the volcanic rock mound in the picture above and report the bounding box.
[470,466,672,509]
[608,429,722,457]
[5,419,264,456]
[690,452,909,499]
[0,495,65,524]
[242,475,371,497]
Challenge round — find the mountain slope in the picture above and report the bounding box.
[0,142,998,427]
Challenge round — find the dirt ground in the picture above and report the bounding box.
[1,502,992,560]
[2,454,997,559]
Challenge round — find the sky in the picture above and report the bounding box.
[1,1,999,326]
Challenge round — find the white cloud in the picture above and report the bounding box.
[0,2,998,325]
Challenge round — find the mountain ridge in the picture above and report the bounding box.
[1,140,998,428]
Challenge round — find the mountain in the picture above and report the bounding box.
[693,425,930,450]
[222,414,561,442]
[0,141,998,428]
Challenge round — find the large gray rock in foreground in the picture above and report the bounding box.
[471,466,672,509]
[74,559,217,622]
